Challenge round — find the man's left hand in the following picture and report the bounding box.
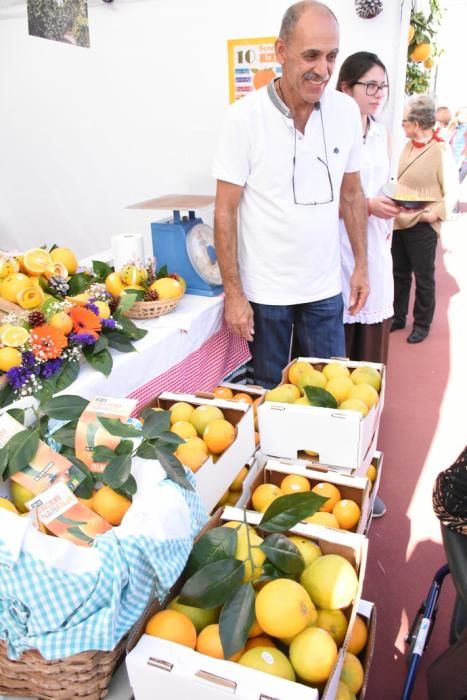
[348,270,370,315]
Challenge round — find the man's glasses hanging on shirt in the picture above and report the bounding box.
[292,106,334,206]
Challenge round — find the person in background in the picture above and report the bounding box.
[449,107,467,183]
[391,95,459,344]
[212,0,369,389]
[435,106,452,142]
[336,52,400,366]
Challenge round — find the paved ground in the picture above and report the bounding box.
[364,179,467,699]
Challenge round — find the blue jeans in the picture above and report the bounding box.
[248,294,345,389]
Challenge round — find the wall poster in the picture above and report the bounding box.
[227,36,281,103]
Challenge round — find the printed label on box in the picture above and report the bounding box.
[75,395,137,473]
[27,481,112,546]
[0,412,86,495]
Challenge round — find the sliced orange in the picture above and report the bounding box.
[43,261,69,279]
[22,248,53,276]
[1,325,29,347]
[16,286,45,310]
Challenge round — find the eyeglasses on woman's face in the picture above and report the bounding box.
[354,80,389,96]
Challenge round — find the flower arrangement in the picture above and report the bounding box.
[0,252,147,408]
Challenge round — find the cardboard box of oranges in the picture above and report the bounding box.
[258,358,386,475]
[125,505,368,700]
[147,392,256,512]
[243,457,372,536]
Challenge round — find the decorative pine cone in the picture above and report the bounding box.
[143,289,159,302]
[47,275,69,297]
[355,0,383,19]
[108,295,120,313]
[28,310,46,327]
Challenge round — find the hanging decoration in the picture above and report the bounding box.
[355,0,383,20]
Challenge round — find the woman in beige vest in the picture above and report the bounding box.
[391,95,458,343]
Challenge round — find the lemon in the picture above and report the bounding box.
[0,347,22,372]
[0,326,29,347]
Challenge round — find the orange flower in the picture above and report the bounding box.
[30,325,68,360]
[69,305,101,336]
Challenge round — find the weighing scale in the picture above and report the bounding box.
[127,194,223,296]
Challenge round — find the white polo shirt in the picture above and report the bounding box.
[212,83,363,305]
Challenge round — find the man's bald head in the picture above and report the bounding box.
[279,1,338,44]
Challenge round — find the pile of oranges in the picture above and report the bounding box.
[251,476,362,532]
[144,521,368,695]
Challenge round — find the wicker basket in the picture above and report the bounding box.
[123,296,181,320]
[0,638,126,700]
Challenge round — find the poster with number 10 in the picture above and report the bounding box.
[227,36,282,103]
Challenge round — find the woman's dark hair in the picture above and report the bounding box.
[336,51,388,96]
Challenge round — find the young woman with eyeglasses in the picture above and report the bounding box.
[336,51,399,364]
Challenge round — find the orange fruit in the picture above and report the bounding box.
[149,277,183,299]
[175,442,208,472]
[230,465,249,491]
[0,257,19,279]
[288,360,312,385]
[196,623,244,660]
[22,248,53,275]
[0,347,22,372]
[184,436,209,454]
[49,311,74,335]
[213,385,233,399]
[105,272,125,296]
[336,681,355,700]
[0,326,29,347]
[347,614,368,655]
[170,420,197,440]
[350,365,381,391]
[280,474,311,495]
[248,617,264,639]
[251,483,283,512]
[311,482,342,513]
[245,636,276,650]
[300,554,359,610]
[16,286,45,310]
[424,57,435,69]
[410,42,433,62]
[0,273,32,302]
[255,579,314,639]
[288,536,322,567]
[92,486,131,526]
[366,464,377,483]
[238,646,295,680]
[289,627,338,684]
[326,376,354,403]
[190,404,224,436]
[315,609,349,646]
[339,398,369,417]
[50,247,78,275]
[332,500,361,531]
[202,418,235,454]
[340,652,364,694]
[348,383,379,409]
[323,362,350,381]
[93,301,111,319]
[252,67,276,90]
[170,401,195,424]
[304,512,340,528]
[0,497,18,514]
[232,392,253,404]
[145,609,197,649]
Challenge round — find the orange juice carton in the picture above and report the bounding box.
[27,481,112,546]
[0,412,86,495]
[75,396,138,473]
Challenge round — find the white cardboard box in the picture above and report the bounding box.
[126,505,367,700]
[243,457,372,536]
[153,392,256,512]
[258,358,385,475]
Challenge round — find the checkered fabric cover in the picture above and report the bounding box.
[0,472,208,661]
[128,323,250,413]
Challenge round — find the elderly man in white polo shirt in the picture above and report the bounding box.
[213,0,369,388]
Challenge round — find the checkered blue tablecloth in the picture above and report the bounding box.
[0,471,208,661]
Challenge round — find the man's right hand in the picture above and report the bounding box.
[224,293,254,341]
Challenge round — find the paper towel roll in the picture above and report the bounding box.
[111,234,145,271]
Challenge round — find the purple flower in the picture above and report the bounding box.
[6,365,34,389]
[85,302,99,316]
[21,351,36,368]
[101,318,116,329]
[69,332,97,346]
[40,358,63,378]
